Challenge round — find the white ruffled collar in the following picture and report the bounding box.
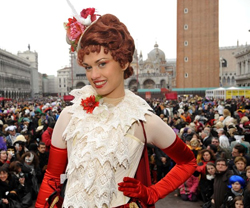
[64,85,152,137]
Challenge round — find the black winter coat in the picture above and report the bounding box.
[211,169,233,208]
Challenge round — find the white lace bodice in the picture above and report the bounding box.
[62,85,152,208]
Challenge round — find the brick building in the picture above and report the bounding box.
[176,0,220,88]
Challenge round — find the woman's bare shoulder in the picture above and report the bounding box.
[143,113,176,149]
[51,106,72,148]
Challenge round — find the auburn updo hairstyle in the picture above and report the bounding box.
[77,14,135,79]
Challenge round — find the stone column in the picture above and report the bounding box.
[245,60,248,74]
[241,62,245,74]
[236,62,240,75]
[248,59,250,73]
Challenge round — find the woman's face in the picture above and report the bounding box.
[235,161,246,172]
[9,129,16,136]
[0,171,8,182]
[15,143,23,152]
[83,47,128,98]
[0,150,7,161]
[235,200,244,208]
[246,169,250,179]
[232,181,242,192]
[203,151,211,162]
[206,164,216,175]
[192,134,198,139]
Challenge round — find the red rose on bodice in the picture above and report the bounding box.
[80,95,100,114]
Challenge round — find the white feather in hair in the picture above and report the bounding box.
[66,0,92,25]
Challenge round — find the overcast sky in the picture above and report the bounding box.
[0,0,249,76]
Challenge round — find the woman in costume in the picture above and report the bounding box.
[36,5,197,208]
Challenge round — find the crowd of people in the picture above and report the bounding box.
[147,96,250,208]
[0,98,64,208]
[1,95,250,207]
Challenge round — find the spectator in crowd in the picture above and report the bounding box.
[178,174,199,202]
[200,162,216,205]
[246,165,250,184]
[211,158,233,208]
[9,161,33,208]
[222,175,245,208]
[217,102,225,116]
[207,144,219,159]
[234,195,244,208]
[229,144,250,170]
[194,115,204,133]
[5,126,20,147]
[200,128,212,147]
[187,137,202,159]
[195,149,216,202]
[0,120,4,136]
[41,121,55,152]
[232,156,247,181]
[0,164,23,208]
[218,129,230,149]
[13,135,28,162]
[244,168,250,207]
[20,151,40,200]
[231,133,250,155]
[223,109,233,127]
[36,142,49,183]
[154,146,171,182]
[0,148,12,167]
[211,137,231,160]
[34,125,44,143]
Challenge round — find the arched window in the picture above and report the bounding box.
[223,77,226,85]
[221,58,227,67]
[227,77,230,85]
[232,76,235,85]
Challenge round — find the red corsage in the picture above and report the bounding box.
[80,95,101,113]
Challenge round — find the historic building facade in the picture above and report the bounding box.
[18,50,40,97]
[0,48,41,99]
[57,67,72,97]
[219,44,250,87]
[235,45,250,86]
[0,49,32,99]
[176,0,220,88]
[125,43,173,92]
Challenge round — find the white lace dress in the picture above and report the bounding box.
[62,85,152,208]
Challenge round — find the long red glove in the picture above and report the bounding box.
[35,144,67,208]
[118,135,197,205]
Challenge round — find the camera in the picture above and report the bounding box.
[19,172,25,178]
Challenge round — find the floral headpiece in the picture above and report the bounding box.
[64,0,100,52]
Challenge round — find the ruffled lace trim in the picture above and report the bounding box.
[62,85,152,208]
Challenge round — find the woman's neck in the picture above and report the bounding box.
[103,96,125,106]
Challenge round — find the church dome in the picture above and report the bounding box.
[147,43,166,62]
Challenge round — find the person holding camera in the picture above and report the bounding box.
[0,164,23,208]
[9,161,33,208]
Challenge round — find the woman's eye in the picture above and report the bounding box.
[99,62,106,67]
[85,66,92,70]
